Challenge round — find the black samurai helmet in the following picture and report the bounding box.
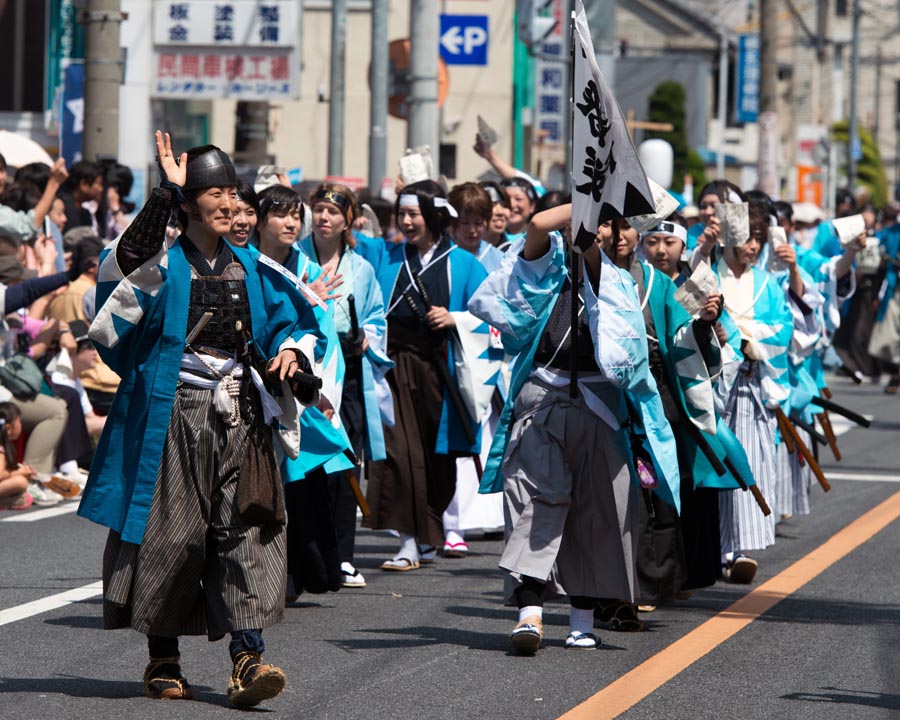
[183,145,237,191]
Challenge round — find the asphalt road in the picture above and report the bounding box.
[1,374,899,720]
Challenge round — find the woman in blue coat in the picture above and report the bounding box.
[298,182,393,588]
[362,180,487,570]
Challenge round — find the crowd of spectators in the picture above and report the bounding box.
[0,152,128,510]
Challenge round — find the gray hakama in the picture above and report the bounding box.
[499,377,637,603]
[103,383,286,640]
[719,365,777,555]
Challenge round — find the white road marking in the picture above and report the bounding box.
[1,503,79,522]
[0,581,102,627]
[825,472,900,483]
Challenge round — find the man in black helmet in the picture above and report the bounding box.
[78,132,324,708]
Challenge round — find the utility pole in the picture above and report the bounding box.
[327,0,347,176]
[848,0,861,192]
[81,0,123,161]
[368,0,388,194]
[756,0,779,195]
[407,0,440,173]
[717,31,729,179]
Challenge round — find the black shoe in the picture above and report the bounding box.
[227,651,286,708]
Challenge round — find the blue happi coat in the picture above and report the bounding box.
[710,259,793,409]
[359,235,488,454]
[266,247,354,480]
[80,234,324,544]
[468,233,681,512]
[637,261,753,491]
[297,236,393,462]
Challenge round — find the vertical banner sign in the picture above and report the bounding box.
[571,0,653,248]
[46,0,85,112]
[61,63,85,166]
[736,34,760,123]
[533,0,565,147]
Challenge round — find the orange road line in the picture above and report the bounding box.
[558,489,900,720]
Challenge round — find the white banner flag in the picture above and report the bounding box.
[571,0,654,251]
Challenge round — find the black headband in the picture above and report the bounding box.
[313,188,352,214]
[500,177,537,203]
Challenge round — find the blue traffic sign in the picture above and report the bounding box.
[439,14,489,66]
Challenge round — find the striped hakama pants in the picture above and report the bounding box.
[102,384,287,640]
[719,368,777,555]
[775,430,811,518]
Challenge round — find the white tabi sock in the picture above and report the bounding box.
[58,460,78,476]
[569,607,594,636]
[445,529,465,546]
[518,605,543,623]
[395,534,419,562]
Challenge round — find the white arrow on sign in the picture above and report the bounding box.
[441,26,464,55]
[441,25,487,56]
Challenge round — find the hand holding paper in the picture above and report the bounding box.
[674,260,719,317]
[767,226,788,273]
[626,178,681,234]
[476,115,499,150]
[832,214,865,248]
[715,202,750,247]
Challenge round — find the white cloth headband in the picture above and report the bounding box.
[727,190,743,204]
[434,197,458,218]
[641,221,688,244]
[398,193,458,218]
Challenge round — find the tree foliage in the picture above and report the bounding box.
[645,81,706,194]
[832,121,888,208]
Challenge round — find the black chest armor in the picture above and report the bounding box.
[181,237,252,354]
[187,277,252,354]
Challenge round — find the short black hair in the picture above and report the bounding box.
[13,163,51,192]
[257,185,302,226]
[394,179,452,242]
[744,189,777,220]
[65,160,103,192]
[0,182,40,212]
[773,201,793,223]
[105,163,134,199]
[697,179,744,204]
[236,178,260,216]
[535,191,570,214]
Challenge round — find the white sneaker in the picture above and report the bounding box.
[27,481,63,507]
[341,562,366,588]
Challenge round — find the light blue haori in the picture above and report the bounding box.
[267,246,354,480]
[637,261,753,491]
[468,233,682,513]
[298,235,394,461]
